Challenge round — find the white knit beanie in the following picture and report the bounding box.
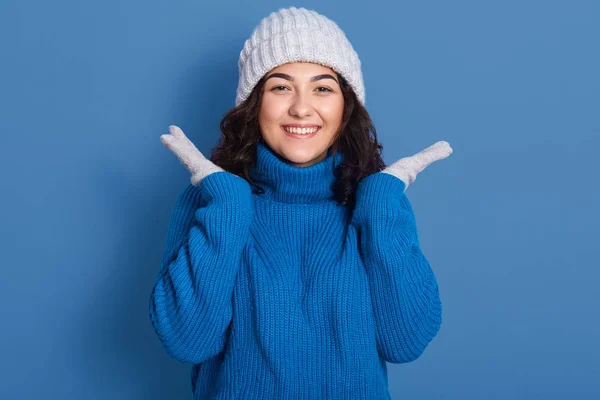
[236,6,365,107]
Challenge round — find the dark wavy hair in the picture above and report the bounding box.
[209,71,386,210]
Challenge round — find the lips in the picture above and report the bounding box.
[280,124,322,128]
[281,125,320,139]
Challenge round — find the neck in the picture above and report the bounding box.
[249,141,344,205]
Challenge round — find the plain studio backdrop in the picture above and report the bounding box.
[1,0,598,399]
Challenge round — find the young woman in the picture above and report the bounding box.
[149,6,453,399]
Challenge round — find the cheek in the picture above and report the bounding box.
[259,97,287,123]
[321,102,344,123]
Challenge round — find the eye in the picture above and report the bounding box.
[270,86,333,92]
[316,87,333,92]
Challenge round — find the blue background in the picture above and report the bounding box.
[1,0,598,398]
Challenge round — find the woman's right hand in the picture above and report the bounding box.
[160,125,225,186]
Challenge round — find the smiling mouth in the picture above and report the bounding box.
[281,126,321,138]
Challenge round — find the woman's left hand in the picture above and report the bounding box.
[381,141,453,190]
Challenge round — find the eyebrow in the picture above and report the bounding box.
[264,72,339,84]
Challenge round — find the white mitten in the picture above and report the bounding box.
[160,125,225,186]
[381,140,453,192]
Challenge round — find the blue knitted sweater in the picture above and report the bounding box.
[149,141,442,399]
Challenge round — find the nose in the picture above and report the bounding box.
[289,92,313,118]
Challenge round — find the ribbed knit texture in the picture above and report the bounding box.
[149,141,443,399]
[236,6,365,107]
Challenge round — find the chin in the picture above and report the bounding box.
[286,153,322,167]
[267,140,327,167]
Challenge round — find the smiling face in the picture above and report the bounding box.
[258,62,345,168]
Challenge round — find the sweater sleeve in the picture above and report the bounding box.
[149,171,253,364]
[351,172,442,364]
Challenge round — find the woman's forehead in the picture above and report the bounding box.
[268,62,338,76]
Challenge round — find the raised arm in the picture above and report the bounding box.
[149,126,253,364]
[351,140,452,363]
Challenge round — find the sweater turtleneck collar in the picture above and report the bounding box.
[249,140,344,205]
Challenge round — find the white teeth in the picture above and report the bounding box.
[283,126,320,134]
